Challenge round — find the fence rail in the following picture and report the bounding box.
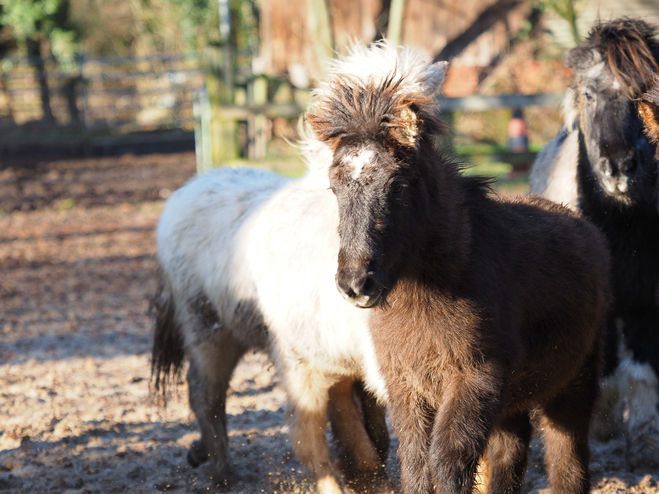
[437,92,564,111]
[1,51,566,166]
[0,53,205,138]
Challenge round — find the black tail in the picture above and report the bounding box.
[150,265,185,403]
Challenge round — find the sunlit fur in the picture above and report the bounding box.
[310,53,611,494]
[151,40,448,493]
[530,18,659,469]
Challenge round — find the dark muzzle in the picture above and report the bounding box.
[335,269,383,308]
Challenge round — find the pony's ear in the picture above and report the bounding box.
[424,61,449,95]
[563,46,598,72]
[640,78,659,143]
[389,106,419,148]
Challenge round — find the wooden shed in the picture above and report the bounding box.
[257,0,532,85]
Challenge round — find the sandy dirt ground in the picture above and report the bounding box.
[0,151,657,493]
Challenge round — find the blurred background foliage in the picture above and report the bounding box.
[0,0,260,61]
[0,0,587,175]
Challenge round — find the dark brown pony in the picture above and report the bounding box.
[307,75,611,493]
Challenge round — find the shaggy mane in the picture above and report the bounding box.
[306,74,446,150]
[299,40,447,172]
[317,40,447,100]
[587,18,659,97]
[562,18,659,131]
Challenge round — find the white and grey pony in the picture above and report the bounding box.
[151,41,448,494]
[529,18,659,469]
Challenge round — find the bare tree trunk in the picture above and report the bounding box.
[27,38,55,124]
[1,72,16,125]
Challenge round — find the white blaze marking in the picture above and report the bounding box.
[343,149,375,180]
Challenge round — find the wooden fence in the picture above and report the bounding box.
[1,49,565,170]
[0,53,205,153]
[193,86,564,172]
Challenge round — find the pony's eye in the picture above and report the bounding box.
[584,92,593,101]
[391,182,408,195]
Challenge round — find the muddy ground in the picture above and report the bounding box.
[0,151,657,493]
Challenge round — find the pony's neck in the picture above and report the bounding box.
[413,141,474,287]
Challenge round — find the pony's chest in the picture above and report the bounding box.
[370,296,487,390]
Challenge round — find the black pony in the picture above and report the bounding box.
[530,18,659,468]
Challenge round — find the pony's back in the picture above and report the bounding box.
[157,167,289,309]
[529,129,580,208]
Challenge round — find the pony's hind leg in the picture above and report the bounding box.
[483,412,532,494]
[328,378,391,491]
[282,361,344,494]
[186,330,247,484]
[538,352,600,494]
[353,380,390,464]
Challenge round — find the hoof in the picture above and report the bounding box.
[210,470,238,492]
[344,470,396,494]
[316,475,346,494]
[187,439,208,468]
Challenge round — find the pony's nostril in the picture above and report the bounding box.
[336,270,382,306]
[335,274,355,299]
[359,274,381,298]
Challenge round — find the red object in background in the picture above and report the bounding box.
[443,66,482,97]
[508,107,528,153]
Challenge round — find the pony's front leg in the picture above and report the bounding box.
[353,381,390,464]
[284,362,344,494]
[427,369,504,494]
[618,357,659,469]
[619,309,659,469]
[386,390,435,493]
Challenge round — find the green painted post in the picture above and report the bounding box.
[205,43,239,167]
